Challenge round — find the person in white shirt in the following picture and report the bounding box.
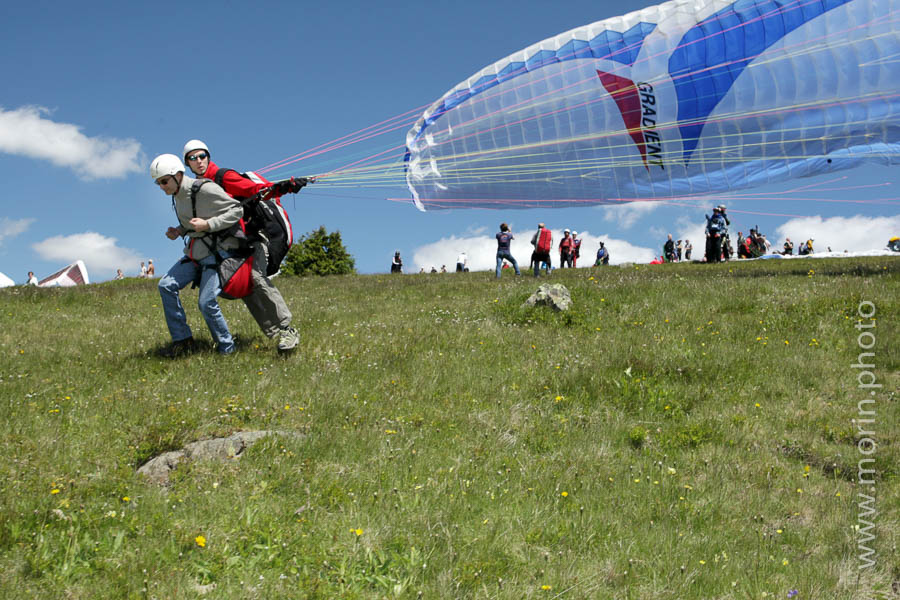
[456,251,468,273]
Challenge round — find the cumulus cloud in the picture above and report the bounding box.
[411,227,656,272]
[0,106,143,179]
[602,200,663,229]
[775,215,900,253]
[673,216,707,257]
[0,217,35,246]
[32,232,142,278]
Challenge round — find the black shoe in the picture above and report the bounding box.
[158,337,196,358]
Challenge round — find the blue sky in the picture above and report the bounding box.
[1,0,897,283]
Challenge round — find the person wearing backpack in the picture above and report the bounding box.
[183,140,305,353]
[595,242,609,265]
[704,206,727,263]
[530,223,553,277]
[151,154,242,357]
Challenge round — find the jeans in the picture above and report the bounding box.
[495,250,520,278]
[532,252,551,277]
[159,254,235,354]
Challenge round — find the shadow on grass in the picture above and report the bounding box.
[140,335,260,360]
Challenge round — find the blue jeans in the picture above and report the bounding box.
[532,252,551,277]
[158,254,235,354]
[496,250,520,278]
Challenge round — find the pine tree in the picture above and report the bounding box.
[282,226,356,276]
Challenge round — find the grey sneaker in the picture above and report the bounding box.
[277,327,299,352]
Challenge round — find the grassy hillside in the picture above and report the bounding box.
[1,257,898,599]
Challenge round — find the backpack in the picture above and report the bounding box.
[536,228,552,253]
[212,169,294,277]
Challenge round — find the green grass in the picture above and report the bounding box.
[0,257,898,599]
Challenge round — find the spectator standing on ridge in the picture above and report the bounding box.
[676,239,683,261]
[146,259,155,277]
[595,242,609,265]
[140,262,148,278]
[495,222,521,278]
[391,251,403,273]
[704,207,727,263]
[531,222,553,277]
[114,269,124,280]
[456,251,468,273]
[684,239,692,261]
[663,234,676,262]
[559,229,574,268]
[182,139,303,353]
[151,153,240,357]
[571,231,582,267]
[27,271,38,285]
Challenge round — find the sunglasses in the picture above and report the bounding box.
[156,176,173,187]
[187,152,209,162]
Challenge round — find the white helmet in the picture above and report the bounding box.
[183,139,209,161]
[564,228,570,233]
[150,154,184,181]
[572,231,578,236]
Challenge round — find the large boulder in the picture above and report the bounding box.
[523,283,572,311]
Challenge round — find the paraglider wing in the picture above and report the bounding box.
[405,0,900,210]
[38,260,90,287]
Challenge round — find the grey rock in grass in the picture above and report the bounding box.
[523,283,572,311]
[137,430,298,486]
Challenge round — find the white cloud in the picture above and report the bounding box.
[775,215,900,253]
[411,228,656,272]
[0,106,143,179]
[674,216,707,259]
[602,200,662,229]
[0,217,35,246]
[32,232,142,278]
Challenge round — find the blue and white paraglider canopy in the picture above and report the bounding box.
[405,0,900,210]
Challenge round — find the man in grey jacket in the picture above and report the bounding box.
[151,154,242,357]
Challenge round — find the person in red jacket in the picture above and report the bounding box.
[183,139,304,353]
[558,229,574,268]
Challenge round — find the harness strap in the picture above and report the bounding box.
[188,179,221,261]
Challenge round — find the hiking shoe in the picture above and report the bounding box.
[277,326,299,352]
[158,337,196,358]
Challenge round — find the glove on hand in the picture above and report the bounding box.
[272,177,308,195]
